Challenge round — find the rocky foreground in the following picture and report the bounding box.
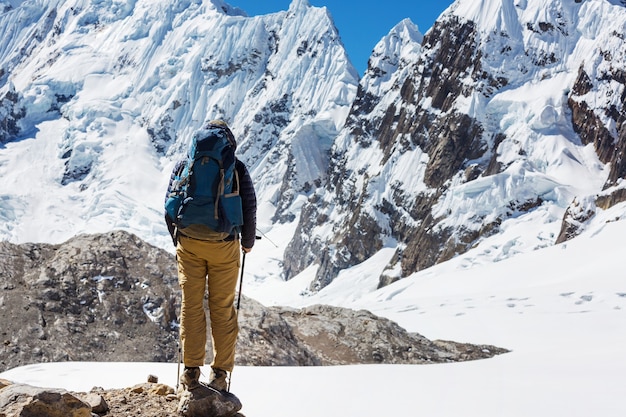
[1,376,184,417]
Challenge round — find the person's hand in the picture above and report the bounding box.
[242,246,252,254]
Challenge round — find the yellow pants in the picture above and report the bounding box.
[176,235,241,372]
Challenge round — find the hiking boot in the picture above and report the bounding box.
[180,366,201,390]
[208,368,228,391]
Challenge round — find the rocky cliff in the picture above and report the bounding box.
[0,231,180,369]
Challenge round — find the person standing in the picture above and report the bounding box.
[165,120,257,391]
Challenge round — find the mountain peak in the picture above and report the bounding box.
[389,18,423,44]
[362,17,422,85]
[289,0,311,13]
[208,0,247,17]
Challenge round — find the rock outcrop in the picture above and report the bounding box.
[0,231,181,370]
[0,376,185,417]
[0,375,251,417]
[236,302,507,365]
[0,380,92,417]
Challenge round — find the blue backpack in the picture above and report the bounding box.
[165,124,243,236]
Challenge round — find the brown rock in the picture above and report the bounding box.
[79,392,109,414]
[178,385,242,417]
[149,383,174,396]
[129,384,145,394]
[0,384,91,417]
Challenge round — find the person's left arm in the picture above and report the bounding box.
[236,159,257,251]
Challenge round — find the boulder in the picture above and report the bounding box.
[178,385,242,417]
[0,383,91,417]
[78,392,109,415]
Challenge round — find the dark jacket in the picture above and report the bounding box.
[164,159,257,248]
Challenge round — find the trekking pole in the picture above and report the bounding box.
[174,253,182,393]
[236,251,246,311]
[176,338,181,392]
[256,228,278,248]
[229,251,247,393]
[236,236,260,311]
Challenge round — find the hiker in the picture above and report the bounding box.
[164,120,257,392]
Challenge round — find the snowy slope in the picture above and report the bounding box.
[0,0,357,249]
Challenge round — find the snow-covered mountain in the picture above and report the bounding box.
[286,0,626,291]
[1,0,625,298]
[0,0,357,250]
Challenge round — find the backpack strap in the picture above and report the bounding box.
[229,169,240,196]
[214,160,225,220]
[179,156,196,216]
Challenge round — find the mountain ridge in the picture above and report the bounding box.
[285,0,626,290]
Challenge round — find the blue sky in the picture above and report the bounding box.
[228,0,455,75]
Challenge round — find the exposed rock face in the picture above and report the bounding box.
[0,84,25,144]
[0,231,181,371]
[568,52,626,190]
[557,188,626,244]
[596,188,626,210]
[558,23,626,242]
[285,17,492,290]
[1,231,507,373]
[555,197,596,244]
